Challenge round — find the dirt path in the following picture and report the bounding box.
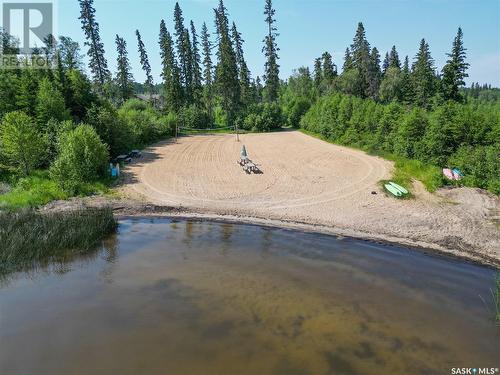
[120,131,500,266]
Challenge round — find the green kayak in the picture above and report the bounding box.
[389,182,408,195]
[385,184,403,197]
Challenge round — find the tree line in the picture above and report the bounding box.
[283,23,499,193]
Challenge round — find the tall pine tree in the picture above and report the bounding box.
[78,0,110,88]
[412,38,436,108]
[190,21,203,101]
[313,58,322,88]
[159,20,183,111]
[135,30,154,94]
[232,22,251,105]
[389,45,401,70]
[350,22,372,98]
[214,0,240,118]
[322,52,337,82]
[441,27,469,101]
[263,0,280,102]
[115,35,134,103]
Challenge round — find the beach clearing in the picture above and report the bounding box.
[120,130,500,266]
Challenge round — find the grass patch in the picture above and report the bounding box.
[300,129,444,194]
[0,170,112,210]
[0,207,117,276]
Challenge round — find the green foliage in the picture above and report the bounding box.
[179,104,212,129]
[301,92,500,194]
[242,103,283,132]
[0,207,116,276]
[35,77,70,128]
[0,111,47,175]
[0,171,67,209]
[50,124,109,193]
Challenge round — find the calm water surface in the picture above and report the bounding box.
[0,218,499,375]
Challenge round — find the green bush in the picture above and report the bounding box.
[0,111,47,175]
[0,170,68,209]
[243,103,283,132]
[179,104,212,129]
[50,125,109,194]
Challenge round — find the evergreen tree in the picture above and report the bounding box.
[135,30,154,93]
[441,27,469,101]
[263,0,280,102]
[173,2,190,99]
[201,22,213,86]
[350,22,372,97]
[159,20,183,111]
[78,0,111,88]
[368,47,381,99]
[115,35,134,103]
[382,52,390,74]
[343,47,353,71]
[313,58,322,88]
[214,0,240,117]
[232,22,251,105]
[399,55,414,104]
[182,27,194,102]
[412,38,436,108]
[322,52,337,82]
[190,21,203,98]
[389,45,401,70]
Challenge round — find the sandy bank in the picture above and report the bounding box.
[47,131,500,267]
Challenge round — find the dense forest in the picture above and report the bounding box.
[0,0,498,208]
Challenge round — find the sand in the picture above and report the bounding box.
[120,130,500,266]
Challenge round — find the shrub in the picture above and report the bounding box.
[243,103,283,132]
[0,111,47,175]
[179,104,212,129]
[50,124,109,193]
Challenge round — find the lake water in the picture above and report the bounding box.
[0,218,498,375]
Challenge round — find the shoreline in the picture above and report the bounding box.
[115,207,500,269]
[40,196,499,268]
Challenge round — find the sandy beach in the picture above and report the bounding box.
[118,131,500,266]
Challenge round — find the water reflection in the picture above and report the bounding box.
[0,218,498,375]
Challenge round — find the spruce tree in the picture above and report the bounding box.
[78,0,111,88]
[214,0,240,118]
[201,22,213,86]
[232,22,251,105]
[115,35,134,103]
[313,58,322,88]
[350,22,372,97]
[136,30,154,94]
[322,52,336,82]
[441,27,469,101]
[263,0,280,102]
[389,45,401,70]
[399,55,414,104]
[412,38,436,108]
[368,47,381,98]
[173,2,191,99]
[200,22,214,115]
[182,28,194,102]
[343,48,353,71]
[190,21,203,99]
[382,52,390,74]
[159,20,183,111]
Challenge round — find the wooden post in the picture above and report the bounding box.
[236,124,239,142]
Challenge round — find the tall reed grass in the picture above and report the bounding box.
[0,207,116,275]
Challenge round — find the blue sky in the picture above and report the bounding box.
[56,0,500,86]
